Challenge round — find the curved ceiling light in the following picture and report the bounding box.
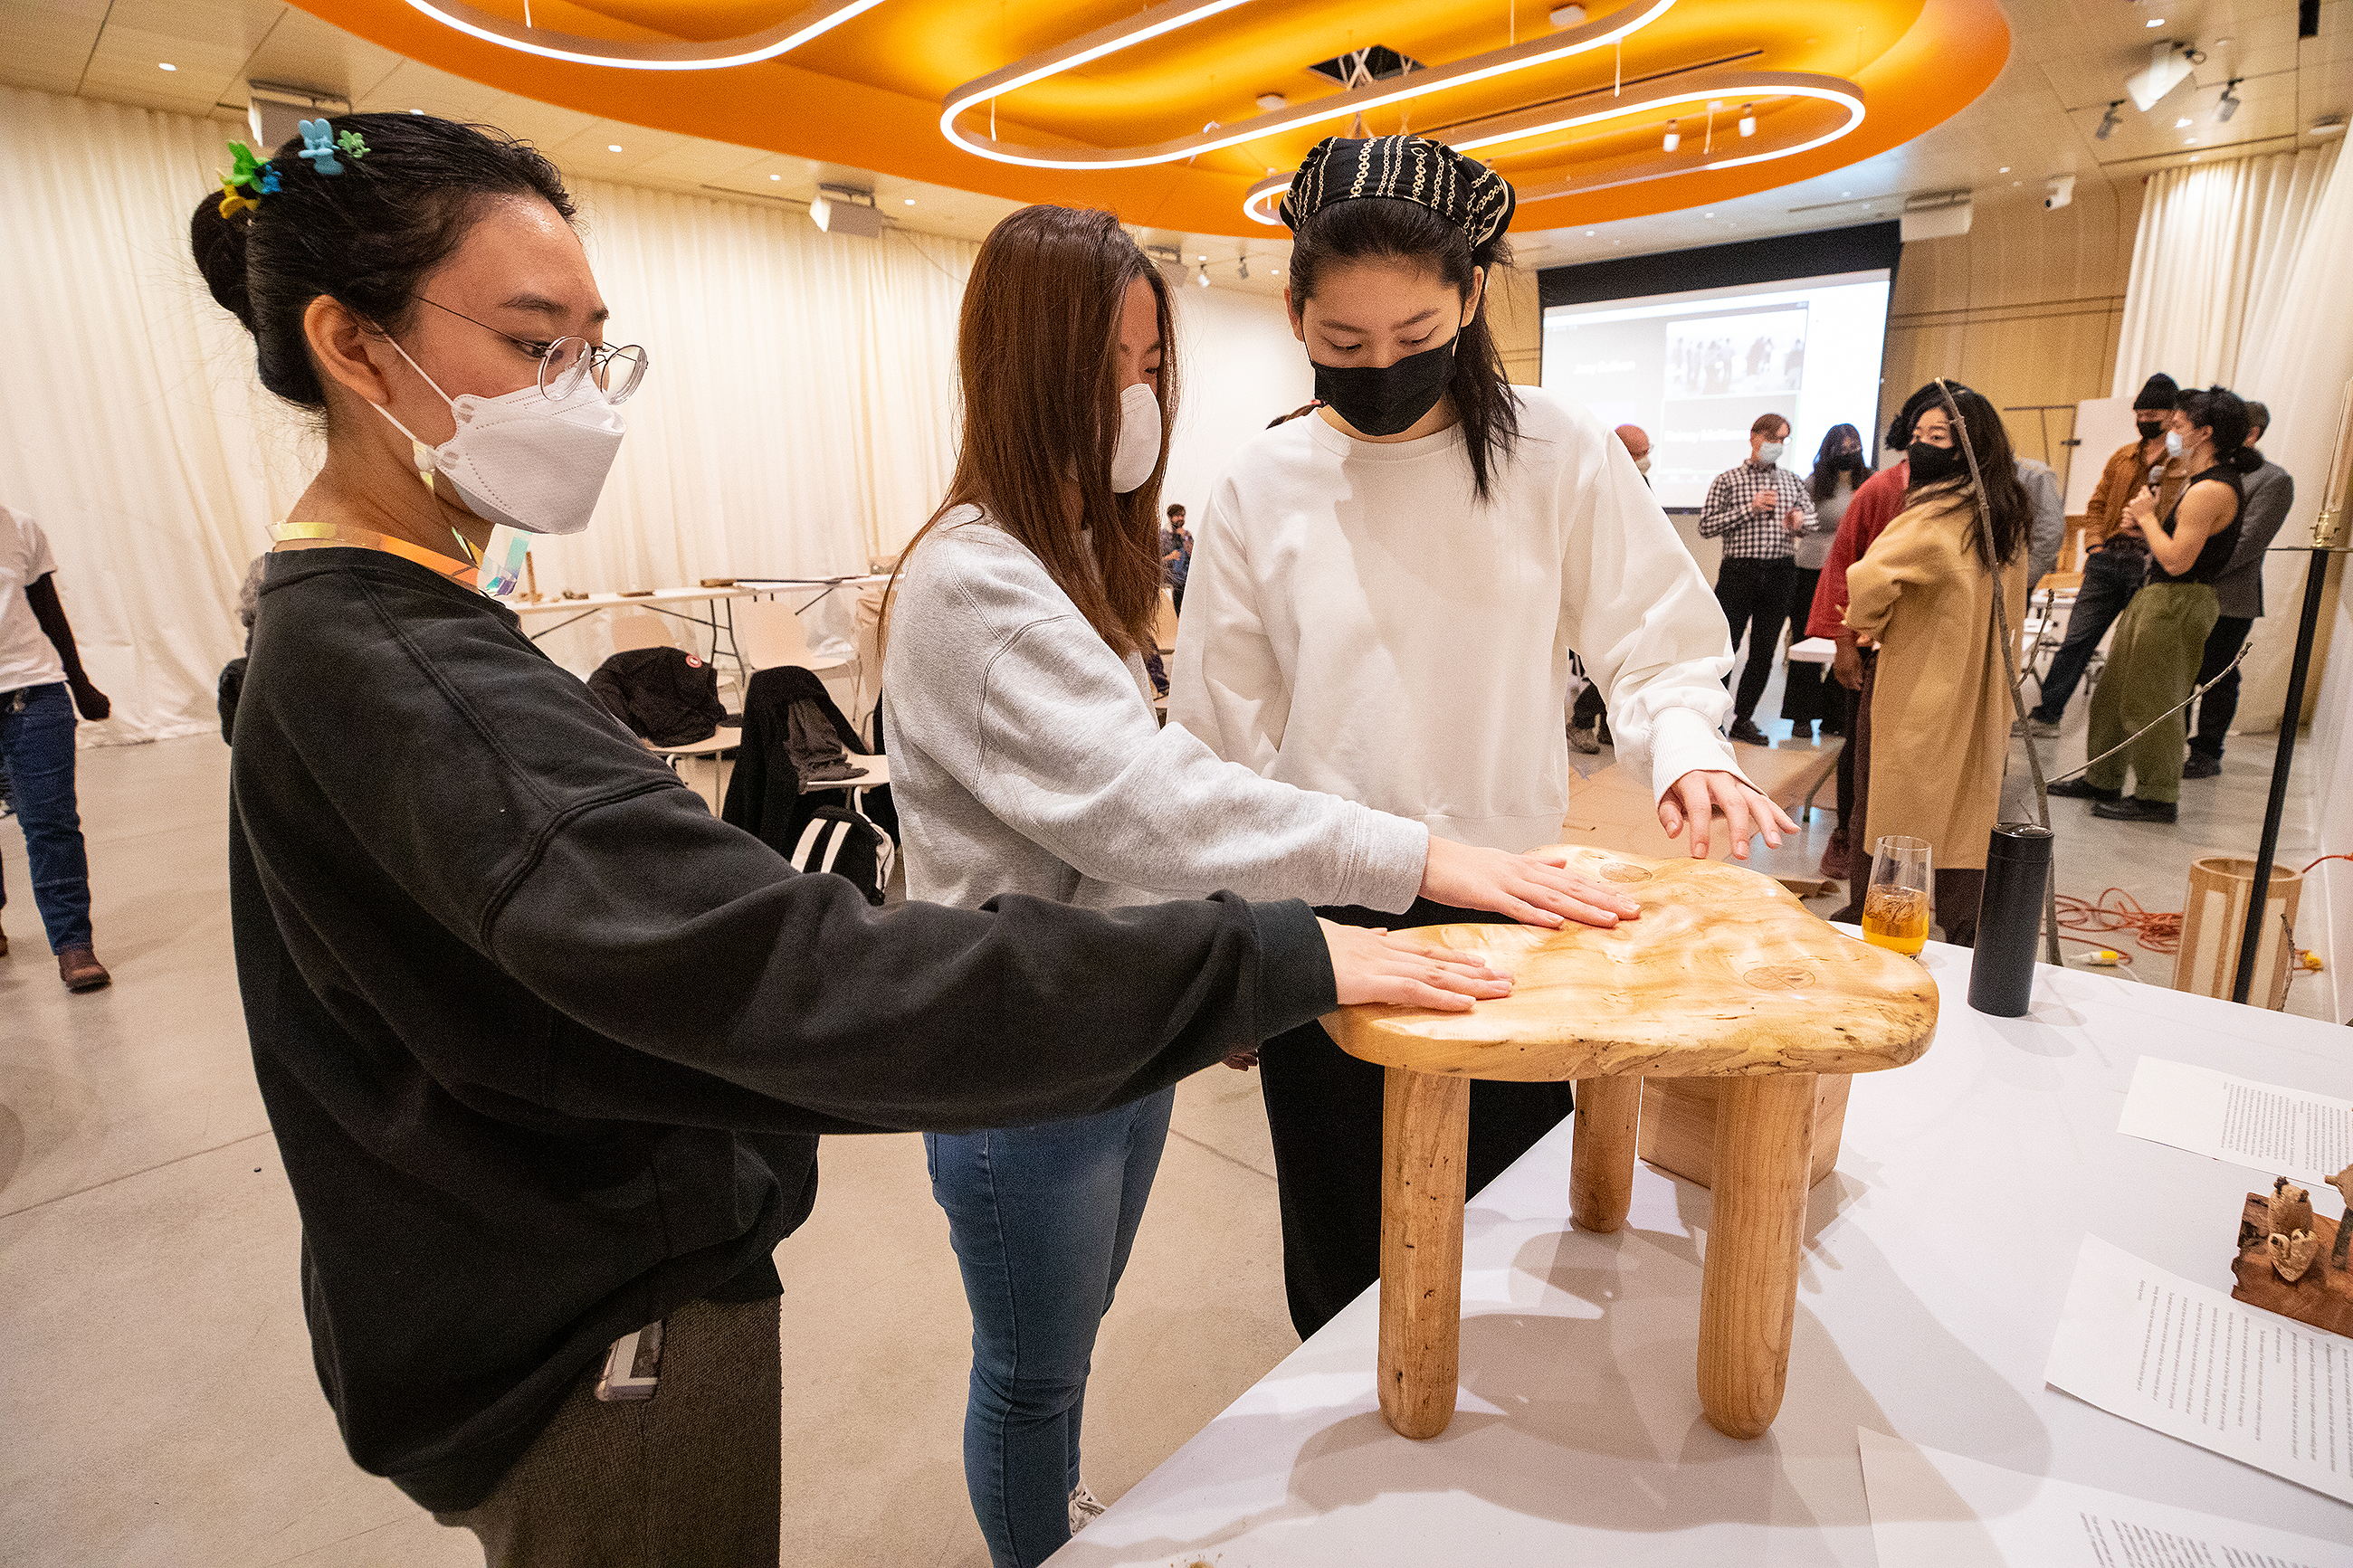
[400,0,884,70]
[1240,69,1866,224]
[940,0,1677,170]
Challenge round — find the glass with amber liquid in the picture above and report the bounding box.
[1861,835,1933,956]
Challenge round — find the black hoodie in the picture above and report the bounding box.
[228,547,1334,1510]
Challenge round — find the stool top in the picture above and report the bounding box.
[1327,847,1939,1082]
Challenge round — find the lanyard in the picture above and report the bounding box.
[270,521,527,597]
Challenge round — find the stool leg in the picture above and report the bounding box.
[1697,1072,1818,1439]
[1379,1066,1469,1440]
[1569,1076,1641,1233]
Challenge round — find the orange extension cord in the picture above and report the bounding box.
[2055,855,2353,966]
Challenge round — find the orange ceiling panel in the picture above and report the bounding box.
[300,0,2009,235]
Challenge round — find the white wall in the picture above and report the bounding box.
[1159,285,1314,526]
[2305,584,2353,1025]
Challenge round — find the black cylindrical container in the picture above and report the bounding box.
[1968,823,2053,1016]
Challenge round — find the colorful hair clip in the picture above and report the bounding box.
[297,119,344,176]
[259,167,281,194]
[226,140,268,191]
[218,175,262,221]
[337,129,369,161]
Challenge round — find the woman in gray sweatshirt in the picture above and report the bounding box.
[882,204,1639,1568]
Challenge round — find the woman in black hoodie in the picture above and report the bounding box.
[193,112,1507,1564]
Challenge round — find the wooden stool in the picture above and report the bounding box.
[1325,847,1939,1441]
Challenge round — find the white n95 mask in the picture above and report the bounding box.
[1109,382,1162,495]
[373,338,627,537]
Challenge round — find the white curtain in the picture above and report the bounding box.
[2110,145,2339,395]
[0,85,973,745]
[2230,141,2353,738]
[2107,138,2353,737]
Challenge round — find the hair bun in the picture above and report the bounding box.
[2228,444,2264,474]
[189,192,257,330]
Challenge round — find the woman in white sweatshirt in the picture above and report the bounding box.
[883,204,1640,1568]
[1167,134,1796,1338]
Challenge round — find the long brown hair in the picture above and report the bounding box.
[892,206,1176,658]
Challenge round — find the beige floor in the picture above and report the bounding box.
[0,704,2328,1567]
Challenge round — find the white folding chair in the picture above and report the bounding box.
[738,597,852,676]
[609,612,674,651]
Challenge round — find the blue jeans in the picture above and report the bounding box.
[2031,546,2146,722]
[926,1087,1174,1568]
[0,683,92,952]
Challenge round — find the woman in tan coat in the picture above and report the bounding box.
[1843,387,2032,946]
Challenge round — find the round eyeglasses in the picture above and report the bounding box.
[412,296,651,404]
[537,337,649,404]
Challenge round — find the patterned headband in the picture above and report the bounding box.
[1277,135,1516,250]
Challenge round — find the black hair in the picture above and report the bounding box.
[1809,423,1870,505]
[189,113,576,410]
[2176,385,2264,474]
[1915,385,2032,569]
[1286,197,1519,501]
[1886,378,1976,451]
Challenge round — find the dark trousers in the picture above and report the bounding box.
[1259,898,1576,1341]
[0,683,92,952]
[1570,679,1607,730]
[1831,677,1860,836]
[1831,652,1878,923]
[2188,614,2255,760]
[2030,546,2146,722]
[434,1297,783,1566]
[1714,556,1794,720]
[1779,567,1833,722]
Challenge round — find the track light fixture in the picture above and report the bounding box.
[2095,100,2125,139]
[1196,261,1210,289]
[2215,79,2242,121]
[1662,118,1681,151]
[1738,103,1756,137]
[1237,254,1249,280]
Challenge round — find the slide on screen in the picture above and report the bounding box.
[1540,270,1892,510]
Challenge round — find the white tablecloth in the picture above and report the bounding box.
[1049,940,2353,1563]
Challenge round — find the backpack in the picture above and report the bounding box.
[789,804,893,907]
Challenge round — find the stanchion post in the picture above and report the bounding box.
[2233,383,2353,1004]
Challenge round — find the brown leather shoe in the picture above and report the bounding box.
[57,946,110,992]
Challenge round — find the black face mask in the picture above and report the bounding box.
[1312,337,1457,438]
[1908,440,1967,487]
[2136,419,2167,442]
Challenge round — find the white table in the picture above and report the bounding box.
[1788,634,1838,665]
[1049,941,2353,1563]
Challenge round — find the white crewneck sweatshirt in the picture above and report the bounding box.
[1167,387,1743,853]
[881,508,1429,915]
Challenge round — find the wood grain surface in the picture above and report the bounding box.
[1697,1073,1821,1437]
[1326,847,1939,1082]
[1379,1069,1470,1440]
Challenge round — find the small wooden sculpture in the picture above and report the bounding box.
[2271,1231,2320,1283]
[2232,1187,2352,1337]
[2267,1177,2313,1238]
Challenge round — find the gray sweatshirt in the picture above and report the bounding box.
[881,508,1428,914]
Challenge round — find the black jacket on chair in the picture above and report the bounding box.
[586,646,726,746]
[722,666,896,853]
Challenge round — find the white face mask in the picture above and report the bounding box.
[373,337,627,537]
[1634,454,1653,474]
[1110,382,1162,495]
[2164,429,2185,459]
[1758,441,1786,463]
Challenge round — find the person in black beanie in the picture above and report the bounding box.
[2019,373,2187,733]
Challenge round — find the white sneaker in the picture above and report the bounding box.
[1068,1481,1108,1535]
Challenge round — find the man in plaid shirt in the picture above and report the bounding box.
[1698,412,1814,745]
